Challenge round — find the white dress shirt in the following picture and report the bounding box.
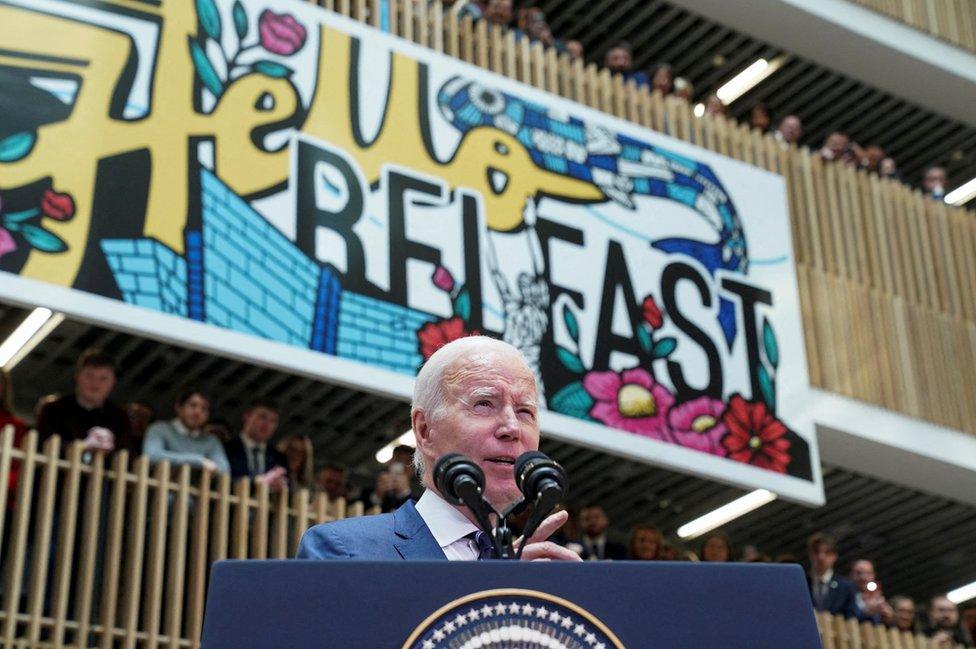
[414,490,482,561]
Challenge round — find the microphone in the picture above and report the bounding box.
[433,453,485,505]
[513,451,568,559]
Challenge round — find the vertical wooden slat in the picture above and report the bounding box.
[0,426,12,547]
[185,468,212,649]
[73,448,105,648]
[251,480,270,559]
[120,455,151,649]
[210,472,231,564]
[143,461,172,649]
[50,442,86,646]
[271,485,290,559]
[2,432,37,646]
[165,464,192,649]
[231,478,251,559]
[26,435,61,645]
[291,488,311,557]
[97,450,129,649]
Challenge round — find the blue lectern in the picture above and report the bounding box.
[200,560,822,648]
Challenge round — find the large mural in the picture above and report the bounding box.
[0,0,821,502]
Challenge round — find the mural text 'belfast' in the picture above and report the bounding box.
[0,0,822,503]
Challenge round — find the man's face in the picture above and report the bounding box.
[893,599,916,631]
[76,365,116,407]
[417,349,539,510]
[127,403,153,436]
[850,560,875,590]
[778,116,802,143]
[176,394,209,430]
[930,597,958,629]
[484,0,513,25]
[580,507,609,537]
[809,543,837,574]
[317,468,347,499]
[242,406,279,443]
[924,168,947,193]
[604,48,631,73]
[825,132,849,158]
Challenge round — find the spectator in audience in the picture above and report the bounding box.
[807,532,859,619]
[849,559,893,623]
[673,77,694,102]
[33,392,59,423]
[889,595,917,633]
[922,595,974,646]
[482,0,513,29]
[603,42,649,88]
[279,433,315,490]
[126,401,153,450]
[699,531,732,562]
[224,398,288,489]
[704,93,725,116]
[36,348,135,455]
[441,0,483,21]
[817,131,851,163]
[860,145,886,174]
[564,39,584,62]
[361,444,416,512]
[658,541,681,561]
[774,114,803,146]
[740,544,761,562]
[627,523,662,560]
[651,63,674,95]
[879,157,900,180]
[1,369,28,509]
[750,103,772,133]
[316,462,350,501]
[963,606,976,646]
[205,418,235,444]
[922,165,948,200]
[143,387,229,474]
[576,505,627,560]
[524,11,559,51]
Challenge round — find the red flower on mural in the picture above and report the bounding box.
[642,295,663,329]
[418,317,478,360]
[39,189,75,221]
[258,10,307,56]
[721,394,791,473]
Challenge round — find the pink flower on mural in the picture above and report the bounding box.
[432,265,455,293]
[668,396,728,456]
[583,368,675,442]
[0,228,16,259]
[258,10,307,56]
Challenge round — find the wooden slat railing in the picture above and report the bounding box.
[308,0,976,436]
[0,428,969,648]
[852,0,976,53]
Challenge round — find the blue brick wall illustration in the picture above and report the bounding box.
[200,169,319,345]
[102,239,188,315]
[336,291,436,374]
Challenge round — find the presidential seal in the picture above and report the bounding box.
[402,588,625,649]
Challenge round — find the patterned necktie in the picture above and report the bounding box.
[469,531,496,560]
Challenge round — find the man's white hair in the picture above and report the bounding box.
[411,336,535,477]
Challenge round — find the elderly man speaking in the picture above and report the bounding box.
[297,336,579,562]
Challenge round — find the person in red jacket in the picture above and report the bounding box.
[1,368,29,509]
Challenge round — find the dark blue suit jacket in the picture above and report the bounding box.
[809,574,859,619]
[296,500,446,560]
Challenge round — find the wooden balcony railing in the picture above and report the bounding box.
[0,429,970,648]
[852,0,976,53]
[303,0,976,436]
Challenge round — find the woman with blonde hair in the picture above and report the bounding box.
[278,434,315,490]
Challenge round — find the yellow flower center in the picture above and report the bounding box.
[617,384,657,418]
[691,415,717,433]
[749,436,763,449]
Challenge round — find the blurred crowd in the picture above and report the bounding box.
[2,349,974,645]
[434,0,955,201]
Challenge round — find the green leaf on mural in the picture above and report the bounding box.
[549,381,594,420]
[562,304,579,343]
[651,336,677,359]
[636,324,652,354]
[188,39,224,96]
[253,60,293,79]
[0,132,36,162]
[196,0,222,40]
[452,288,471,321]
[556,346,585,374]
[3,208,40,224]
[20,225,66,253]
[763,317,779,369]
[232,0,248,39]
[758,364,776,411]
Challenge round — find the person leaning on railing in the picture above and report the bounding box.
[142,386,230,474]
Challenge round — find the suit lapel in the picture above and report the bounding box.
[392,500,447,560]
